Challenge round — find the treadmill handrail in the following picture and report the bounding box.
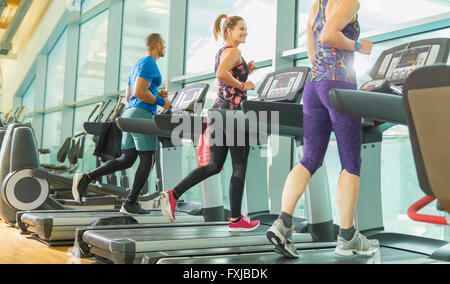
[116,118,172,138]
[84,122,106,136]
[329,89,407,125]
[154,114,206,139]
[241,101,304,143]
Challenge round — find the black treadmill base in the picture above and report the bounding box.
[93,256,114,264]
[27,233,74,247]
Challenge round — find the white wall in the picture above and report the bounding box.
[0,0,67,113]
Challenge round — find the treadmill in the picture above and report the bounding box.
[138,39,450,264]
[328,38,450,262]
[0,127,5,147]
[16,86,209,246]
[116,83,226,221]
[75,67,339,264]
[1,104,126,227]
[1,124,67,226]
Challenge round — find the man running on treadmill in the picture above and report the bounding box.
[72,33,171,215]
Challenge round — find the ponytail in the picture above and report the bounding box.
[213,14,244,41]
[214,14,228,41]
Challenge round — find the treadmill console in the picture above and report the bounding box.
[167,91,178,103]
[258,67,310,103]
[171,83,209,113]
[157,91,178,114]
[361,38,449,94]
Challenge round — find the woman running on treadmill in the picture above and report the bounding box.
[160,14,261,232]
[267,0,380,258]
[72,33,171,215]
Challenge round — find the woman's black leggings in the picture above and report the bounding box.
[174,143,250,219]
[88,149,155,204]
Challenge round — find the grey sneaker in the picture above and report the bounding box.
[335,232,380,256]
[266,219,299,259]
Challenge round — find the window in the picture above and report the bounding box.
[41,111,63,165]
[185,0,276,74]
[81,0,104,14]
[73,104,101,172]
[296,0,450,48]
[120,0,170,90]
[45,30,67,109]
[75,11,109,101]
[21,78,35,115]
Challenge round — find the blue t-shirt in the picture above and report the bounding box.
[127,56,162,115]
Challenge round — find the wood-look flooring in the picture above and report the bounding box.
[0,222,95,264]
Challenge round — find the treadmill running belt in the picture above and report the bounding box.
[81,224,312,256]
[18,210,204,244]
[155,247,440,264]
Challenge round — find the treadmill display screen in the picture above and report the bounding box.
[384,45,432,82]
[397,46,430,68]
[176,88,201,110]
[182,89,198,101]
[266,72,299,99]
[168,92,177,102]
[157,92,178,113]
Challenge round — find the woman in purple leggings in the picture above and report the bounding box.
[267,0,380,258]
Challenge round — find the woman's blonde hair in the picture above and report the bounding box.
[213,14,244,41]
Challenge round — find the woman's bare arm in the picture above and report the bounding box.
[320,0,360,51]
[306,1,319,65]
[217,48,245,89]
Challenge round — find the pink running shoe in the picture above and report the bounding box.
[229,216,261,232]
[160,190,178,223]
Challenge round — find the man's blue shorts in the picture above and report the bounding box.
[121,107,158,152]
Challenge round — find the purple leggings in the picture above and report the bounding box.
[300,80,362,177]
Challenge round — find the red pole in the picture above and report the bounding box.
[408,196,448,225]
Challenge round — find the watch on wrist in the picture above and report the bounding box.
[355,41,362,52]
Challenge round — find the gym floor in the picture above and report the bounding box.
[0,222,94,264]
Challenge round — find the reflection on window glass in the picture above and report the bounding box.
[45,30,67,109]
[82,0,104,13]
[120,0,170,90]
[76,11,109,101]
[296,0,450,48]
[41,111,63,165]
[186,0,276,74]
[22,79,35,115]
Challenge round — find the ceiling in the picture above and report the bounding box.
[0,0,51,59]
[0,0,50,98]
[0,0,20,41]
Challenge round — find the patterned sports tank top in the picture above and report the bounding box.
[310,0,360,83]
[213,46,250,110]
